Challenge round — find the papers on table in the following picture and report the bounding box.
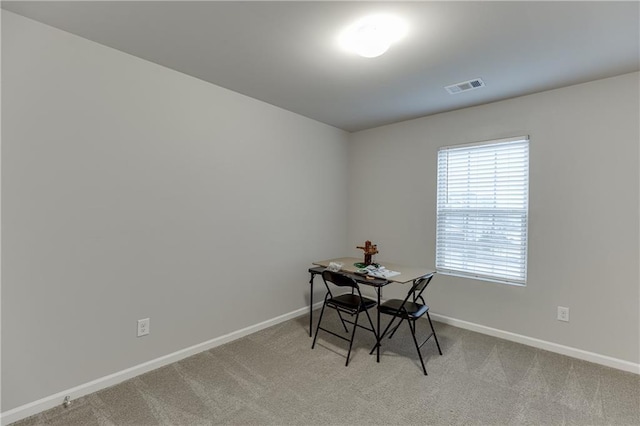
[364,265,400,279]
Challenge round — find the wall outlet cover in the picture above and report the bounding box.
[137,318,150,337]
[557,306,569,322]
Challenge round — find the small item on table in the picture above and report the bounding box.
[356,240,379,266]
[327,261,343,272]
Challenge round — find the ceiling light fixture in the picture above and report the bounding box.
[339,14,408,58]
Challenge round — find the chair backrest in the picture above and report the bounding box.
[406,272,436,305]
[322,270,359,290]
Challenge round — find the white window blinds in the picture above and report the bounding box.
[435,136,529,285]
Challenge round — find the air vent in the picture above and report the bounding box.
[445,78,485,94]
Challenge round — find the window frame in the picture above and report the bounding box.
[435,136,530,286]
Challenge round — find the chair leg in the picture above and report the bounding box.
[369,315,398,355]
[311,301,328,349]
[345,310,361,366]
[426,312,442,355]
[408,319,428,376]
[336,310,349,333]
[363,307,376,336]
[388,317,405,338]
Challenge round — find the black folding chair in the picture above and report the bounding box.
[370,272,442,375]
[312,270,377,366]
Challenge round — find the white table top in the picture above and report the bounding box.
[312,257,435,284]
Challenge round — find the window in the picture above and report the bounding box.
[435,136,529,285]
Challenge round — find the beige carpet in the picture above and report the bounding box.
[11,311,640,425]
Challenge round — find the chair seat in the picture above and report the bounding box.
[329,293,377,311]
[379,299,428,319]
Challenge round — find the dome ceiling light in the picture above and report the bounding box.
[339,14,408,58]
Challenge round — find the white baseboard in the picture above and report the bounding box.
[430,313,640,375]
[1,304,321,426]
[3,305,637,425]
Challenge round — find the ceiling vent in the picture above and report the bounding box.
[445,78,485,94]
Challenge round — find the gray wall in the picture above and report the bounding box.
[1,11,349,411]
[3,7,639,416]
[348,72,640,364]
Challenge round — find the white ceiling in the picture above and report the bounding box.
[3,1,639,132]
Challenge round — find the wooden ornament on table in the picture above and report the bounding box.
[356,240,378,266]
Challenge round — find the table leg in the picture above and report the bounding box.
[376,287,382,362]
[308,272,315,337]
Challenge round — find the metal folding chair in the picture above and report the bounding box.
[370,272,442,375]
[312,270,377,366]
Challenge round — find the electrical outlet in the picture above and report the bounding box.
[137,318,150,337]
[557,306,569,322]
